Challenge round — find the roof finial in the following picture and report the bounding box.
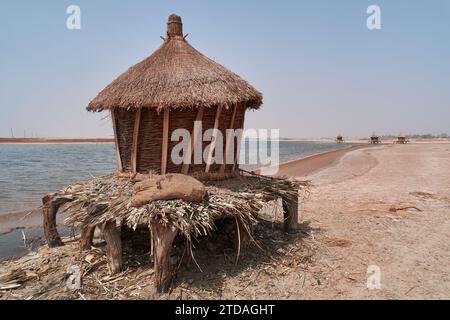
[167,14,183,38]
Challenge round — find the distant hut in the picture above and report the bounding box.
[87,14,262,179]
[369,133,381,144]
[336,134,344,143]
[395,132,408,144]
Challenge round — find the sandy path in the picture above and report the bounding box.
[295,143,450,299]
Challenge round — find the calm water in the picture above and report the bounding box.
[0,227,72,262]
[0,141,348,214]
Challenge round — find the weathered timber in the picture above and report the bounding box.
[102,221,123,274]
[80,225,96,251]
[161,109,170,175]
[282,193,299,233]
[150,221,178,293]
[42,194,70,248]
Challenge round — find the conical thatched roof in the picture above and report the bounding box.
[87,14,262,112]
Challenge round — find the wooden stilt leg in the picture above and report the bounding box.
[80,225,96,251]
[102,221,122,274]
[282,195,299,233]
[150,221,178,293]
[42,194,67,248]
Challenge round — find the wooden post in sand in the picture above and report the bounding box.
[150,221,178,293]
[102,221,122,274]
[42,194,69,248]
[80,226,96,251]
[282,193,299,233]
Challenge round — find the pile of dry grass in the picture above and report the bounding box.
[58,173,307,243]
[0,269,28,291]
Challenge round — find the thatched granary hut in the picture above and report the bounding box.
[369,133,381,144]
[87,15,262,178]
[395,133,408,144]
[39,15,309,294]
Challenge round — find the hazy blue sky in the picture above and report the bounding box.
[1,0,449,138]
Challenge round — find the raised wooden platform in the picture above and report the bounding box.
[42,174,305,292]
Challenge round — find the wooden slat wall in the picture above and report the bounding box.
[136,109,163,173]
[219,103,238,174]
[160,109,170,174]
[205,106,222,173]
[113,104,248,177]
[232,106,246,173]
[131,109,142,174]
[111,110,123,172]
[181,107,204,174]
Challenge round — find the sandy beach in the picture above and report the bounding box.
[273,144,367,177]
[1,142,449,299]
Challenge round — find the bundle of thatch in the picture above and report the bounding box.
[59,173,305,242]
[0,269,27,290]
[86,15,262,112]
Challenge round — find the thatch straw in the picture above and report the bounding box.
[0,269,27,290]
[59,174,307,243]
[87,15,262,112]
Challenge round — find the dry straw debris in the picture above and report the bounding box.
[58,173,307,245]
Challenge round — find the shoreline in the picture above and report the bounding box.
[260,143,369,177]
[0,144,365,235]
[2,138,449,299]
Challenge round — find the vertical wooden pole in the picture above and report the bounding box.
[42,194,64,248]
[111,110,123,172]
[103,221,122,274]
[131,109,142,174]
[232,107,246,174]
[205,106,222,173]
[219,104,238,174]
[80,226,96,251]
[161,109,170,175]
[282,193,299,233]
[181,107,204,174]
[151,221,178,293]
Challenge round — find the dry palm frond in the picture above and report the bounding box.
[0,269,27,290]
[59,174,308,243]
